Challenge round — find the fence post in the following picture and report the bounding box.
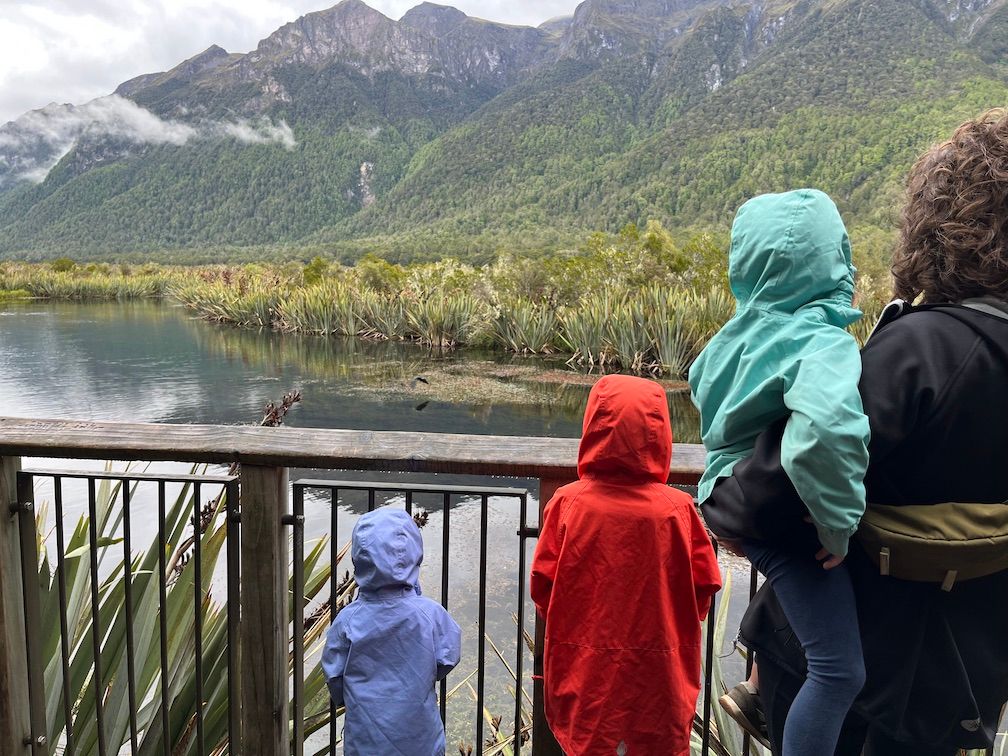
[0,456,29,754]
[532,475,572,756]
[240,465,290,756]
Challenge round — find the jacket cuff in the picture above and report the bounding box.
[814,524,858,558]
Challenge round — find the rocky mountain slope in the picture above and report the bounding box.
[0,0,1006,260]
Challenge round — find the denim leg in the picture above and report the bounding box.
[743,541,866,756]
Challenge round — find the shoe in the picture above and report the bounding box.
[718,682,771,749]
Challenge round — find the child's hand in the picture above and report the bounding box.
[815,548,845,570]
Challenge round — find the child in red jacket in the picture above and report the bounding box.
[531,374,722,755]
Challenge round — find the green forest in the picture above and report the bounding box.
[0,0,1006,263]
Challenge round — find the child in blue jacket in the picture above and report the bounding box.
[322,508,461,756]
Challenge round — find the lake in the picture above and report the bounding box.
[0,298,702,438]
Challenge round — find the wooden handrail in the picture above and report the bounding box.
[0,416,706,756]
[0,417,706,484]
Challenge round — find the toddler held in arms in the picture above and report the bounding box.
[322,507,461,756]
[531,374,722,755]
[689,189,870,755]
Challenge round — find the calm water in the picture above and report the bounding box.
[0,299,702,438]
[0,300,738,751]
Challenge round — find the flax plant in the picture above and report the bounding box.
[492,300,558,354]
[275,280,360,336]
[4,270,172,300]
[172,281,280,328]
[558,296,614,368]
[849,297,887,348]
[405,294,490,349]
[32,468,336,755]
[359,291,409,341]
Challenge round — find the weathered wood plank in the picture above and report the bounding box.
[240,465,290,756]
[0,417,706,483]
[0,456,30,755]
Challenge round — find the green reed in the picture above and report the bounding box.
[3,259,890,378]
[167,270,887,378]
[493,300,559,354]
[1,263,175,300]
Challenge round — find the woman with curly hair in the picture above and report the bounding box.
[702,108,1008,755]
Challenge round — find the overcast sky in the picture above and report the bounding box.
[0,0,581,125]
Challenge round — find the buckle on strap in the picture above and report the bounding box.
[879,547,890,576]
[941,570,958,592]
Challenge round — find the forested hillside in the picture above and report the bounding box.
[0,0,1006,262]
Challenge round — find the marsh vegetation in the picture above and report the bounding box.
[0,222,894,380]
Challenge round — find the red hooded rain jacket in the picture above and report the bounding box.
[530,374,722,755]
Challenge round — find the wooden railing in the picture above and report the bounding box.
[0,417,706,756]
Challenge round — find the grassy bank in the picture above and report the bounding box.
[1,225,893,378]
[1,260,179,300]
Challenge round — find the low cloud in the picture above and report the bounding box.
[0,94,296,187]
[217,119,296,148]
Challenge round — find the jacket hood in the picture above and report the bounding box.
[578,374,672,482]
[729,188,860,326]
[351,508,422,594]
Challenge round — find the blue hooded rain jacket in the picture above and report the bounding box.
[322,508,461,755]
[688,188,870,557]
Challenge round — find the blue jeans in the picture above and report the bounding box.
[743,540,866,756]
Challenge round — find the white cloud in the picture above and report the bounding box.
[0,95,297,187]
[0,1,581,125]
[217,119,297,149]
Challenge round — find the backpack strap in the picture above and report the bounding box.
[864,299,911,344]
[864,298,1008,346]
[961,298,1008,321]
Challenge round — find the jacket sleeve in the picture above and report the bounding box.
[687,506,722,620]
[435,607,462,681]
[781,329,870,557]
[530,492,565,617]
[321,614,350,707]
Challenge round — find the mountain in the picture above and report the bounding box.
[0,0,1006,262]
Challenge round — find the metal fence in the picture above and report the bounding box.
[8,463,765,756]
[1,419,998,756]
[12,469,240,756]
[289,479,532,756]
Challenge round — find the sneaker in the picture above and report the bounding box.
[718,682,771,749]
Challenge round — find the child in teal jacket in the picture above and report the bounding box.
[689,189,869,756]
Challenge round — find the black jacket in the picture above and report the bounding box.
[703,303,1008,748]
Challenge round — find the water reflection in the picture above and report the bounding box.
[0,300,701,440]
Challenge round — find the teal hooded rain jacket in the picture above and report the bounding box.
[688,189,870,557]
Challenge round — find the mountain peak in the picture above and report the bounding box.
[312,0,391,22]
[331,0,378,12]
[401,3,468,36]
[540,15,574,36]
[559,0,735,59]
[115,44,232,98]
[200,44,229,58]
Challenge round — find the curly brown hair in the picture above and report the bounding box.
[893,108,1008,303]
